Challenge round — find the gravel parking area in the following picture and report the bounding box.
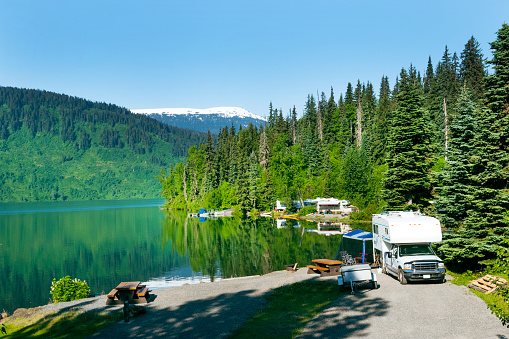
[298,270,509,339]
[31,267,509,338]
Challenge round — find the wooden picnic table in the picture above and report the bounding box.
[312,259,343,266]
[307,259,343,277]
[106,281,150,306]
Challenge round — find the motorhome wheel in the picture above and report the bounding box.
[398,268,407,285]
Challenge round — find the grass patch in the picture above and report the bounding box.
[448,270,509,326]
[230,280,344,339]
[1,309,122,338]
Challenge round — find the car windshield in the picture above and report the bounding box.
[399,244,434,256]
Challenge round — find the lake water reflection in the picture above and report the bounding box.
[0,200,367,313]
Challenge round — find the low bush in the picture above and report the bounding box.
[298,206,316,216]
[50,276,90,303]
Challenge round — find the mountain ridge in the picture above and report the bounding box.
[132,107,267,134]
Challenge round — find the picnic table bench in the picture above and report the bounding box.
[307,259,343,277]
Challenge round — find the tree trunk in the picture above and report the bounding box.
[356,100,362,148]
[444,97,449,161]
[182,163,188,204]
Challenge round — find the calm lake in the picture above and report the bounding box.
[0,199,369,314]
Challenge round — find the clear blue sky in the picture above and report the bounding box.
[0,1,508,118]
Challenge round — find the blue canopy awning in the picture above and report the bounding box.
[343,229,373,240]
[337,229,373,264]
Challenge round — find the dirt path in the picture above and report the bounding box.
[297,271,509,339]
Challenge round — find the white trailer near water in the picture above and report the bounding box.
[372,211,446,284]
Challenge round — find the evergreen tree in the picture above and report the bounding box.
[423,56,435,95]
[460,36,485,100]
[340,145,374,209]
[291,106,298,144]
[371,76,391,163]
[433,46,460,155]
[382,66,433,211]
[438,24,509,271]
[437,87,479,229]
[485,23,509,116]
[467,22,509,236]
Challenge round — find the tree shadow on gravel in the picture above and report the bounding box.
[298,288,389,339]
[90,289,270,339]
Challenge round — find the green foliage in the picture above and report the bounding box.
[155,24,509,282]
[490,242,509,326]
[298,206,316,216]
[437,88,479,228]
[349,202,383,221]
[460,36,486,100]
[382,66,433,211]
[437,24,509,272]
[0,86,206,202]
[50,276,90,303]
[437,232,503,272]
[340,146,375,209]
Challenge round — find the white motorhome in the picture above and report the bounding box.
[372,211,446,284]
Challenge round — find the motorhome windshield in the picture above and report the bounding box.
[399,244,434,256]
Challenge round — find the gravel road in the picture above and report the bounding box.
[298,270,509,339]
[36,267,509,338]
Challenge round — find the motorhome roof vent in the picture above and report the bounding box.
[392,211,420,218]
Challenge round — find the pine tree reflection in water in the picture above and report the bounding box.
[160,212,341,280]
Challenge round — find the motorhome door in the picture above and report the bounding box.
[387,245,398,274]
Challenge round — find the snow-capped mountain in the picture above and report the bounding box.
[131,107,266,134]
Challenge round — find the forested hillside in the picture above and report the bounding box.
[0,87,207,202]
[159,24,509,271]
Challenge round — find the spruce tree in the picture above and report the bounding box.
[460,36,485,100]
[433,46,460,155]
[371,76,391,164]
[475,22,509,236]
[438,24,509,271]
[382,66,433,211]
[437,87,479,229]
[423,56,435,95]
[326,87,337,133]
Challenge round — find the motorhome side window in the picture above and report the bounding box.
[374,225,378,234]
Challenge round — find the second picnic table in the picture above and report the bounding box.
[307,259,343,277]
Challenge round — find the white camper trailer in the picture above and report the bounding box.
[372,211,446,284]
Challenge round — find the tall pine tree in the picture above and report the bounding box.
[382,66,433,211]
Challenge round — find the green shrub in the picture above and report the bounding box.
[298,206,316,216]
[50,276,90,303]
[489,240,509,326]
